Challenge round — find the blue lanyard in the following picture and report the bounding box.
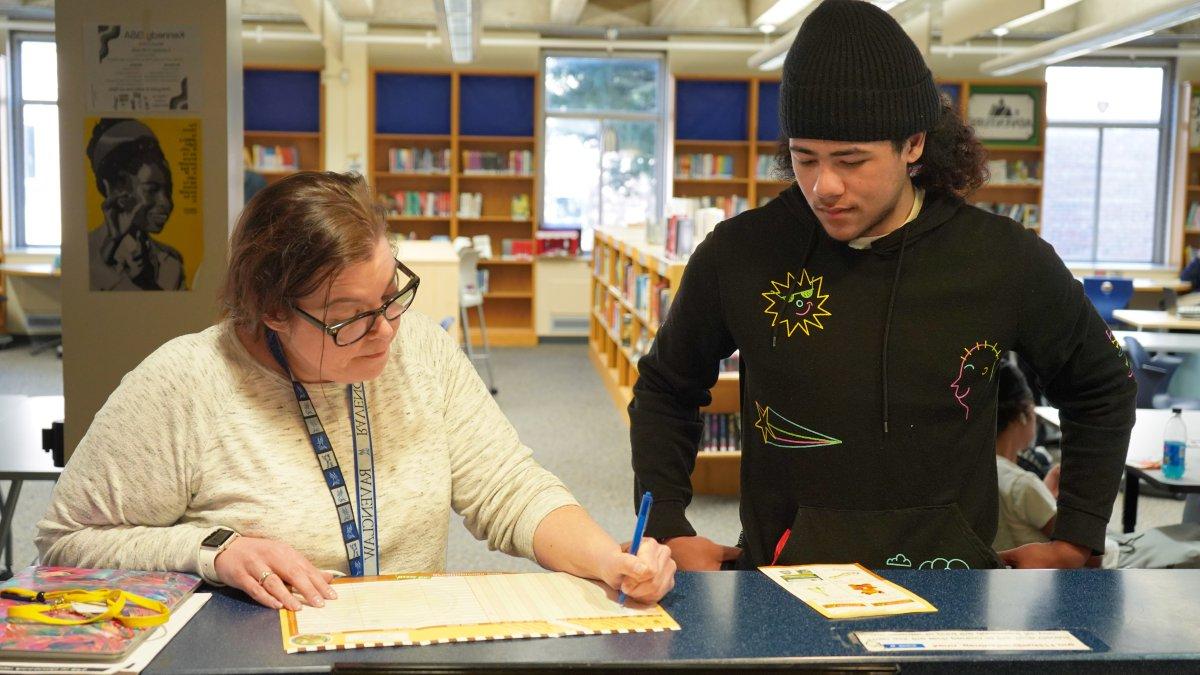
[265,331,379,576]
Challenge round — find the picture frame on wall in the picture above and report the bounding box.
[967,84,1042,147]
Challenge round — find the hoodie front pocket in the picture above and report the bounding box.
[774,503,1003,570]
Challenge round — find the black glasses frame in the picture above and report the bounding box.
[292,258,421,346]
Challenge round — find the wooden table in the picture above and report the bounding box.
[1132,278,1190,293]
[394,239,459,342]
[1113,309,1200,332]
[0,263,60,278]
[1113,329,1200,353]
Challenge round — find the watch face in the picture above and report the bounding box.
[202,529,235,549]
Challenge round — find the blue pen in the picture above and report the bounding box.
[618,491,654,605]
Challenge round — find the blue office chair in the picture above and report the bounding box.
[1124,336,1200,410]
[1083,277,1134,326]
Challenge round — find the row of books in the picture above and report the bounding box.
[388,147,451,174]
[986,159,1041,185]
[383,191,452,217]
[249,144,300,171]
[701,413,743,453]
[676,153,735,179]
[461,150,534,175]
[456,192,532,219]
[677,195,749,220]
[976,202,1040,229]
[1186,201,1200,232]
[663,207,726,260]
[756,154,777,180]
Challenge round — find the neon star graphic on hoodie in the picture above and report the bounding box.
[762,269,831,337]
[754,402,842,449]
[949,341,1002,420]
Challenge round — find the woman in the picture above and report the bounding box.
[38,171,675,610]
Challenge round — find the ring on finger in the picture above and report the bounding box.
[258,569,276,584]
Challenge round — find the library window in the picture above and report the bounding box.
[1040,62,1171,265]
[10,34,60,249]
[541,54,666,252]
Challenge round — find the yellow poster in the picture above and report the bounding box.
[84,116,202,291]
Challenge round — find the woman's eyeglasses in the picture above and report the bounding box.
[292,258,421,346]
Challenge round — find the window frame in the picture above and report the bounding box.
[539,51,669,248]
[1042,58,1175,266]
[9,31,59,251]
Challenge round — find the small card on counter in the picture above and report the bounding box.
[759,563,936,619]
[854,630,1091,652]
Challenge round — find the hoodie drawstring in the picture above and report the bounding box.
[775,225,821,350]
[880,224,910,435]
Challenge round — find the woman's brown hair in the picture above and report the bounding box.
[773,96,990,199]
[220,171,387,331]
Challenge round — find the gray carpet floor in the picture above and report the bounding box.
[0,339,1185,575]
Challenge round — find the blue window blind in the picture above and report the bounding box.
[757,81,780,142]
[376,73,452,135]
[460,75,535,136]
[244,69,320,132]
[675,80,748,141]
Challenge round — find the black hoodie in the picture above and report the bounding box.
[630,185,1136,570]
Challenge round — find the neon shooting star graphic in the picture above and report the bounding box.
[754,402,842,449]
[761,269,831,338]
[949,340,1002,420]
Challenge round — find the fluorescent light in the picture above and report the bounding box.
[435,0,479,64]
[981,0,1200,76]
[747,26,799,70]
[758,52,787,71]
[1002,0,1083,31]
[752,0,818,27]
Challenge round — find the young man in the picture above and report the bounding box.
[630,0,1136,571]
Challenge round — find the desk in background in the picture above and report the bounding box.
[0,263,60,278]
[0,395,64,579]
[144,570,1200,673]
[1113,309,1200,332]
[393,240,459,343]
[1036,406,1200,532]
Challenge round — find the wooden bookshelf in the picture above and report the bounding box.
[1181,82,1200,270]
[371,69,539,346]
[948,79,1047,234]
[243,66,324,185]
[590,228,741,495]
[671,77,792,220]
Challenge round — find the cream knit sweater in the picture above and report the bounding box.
[36,312,578,580]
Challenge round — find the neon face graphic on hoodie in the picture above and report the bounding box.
[950,341,1002,420]
[1106,329,1134,379]
[762,269,831,337]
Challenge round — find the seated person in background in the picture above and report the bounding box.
[995,359,1200,568]
[38,171,675,610]
[993,360,1061,553]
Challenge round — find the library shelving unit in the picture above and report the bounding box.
[589,228,741,495]
[672,76,790,218]
[951,80,1047,234]
[1182,82,1200,269]
[371,69,539,346]
[243,66,323,184]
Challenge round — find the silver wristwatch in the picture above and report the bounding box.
[197,527,239,584]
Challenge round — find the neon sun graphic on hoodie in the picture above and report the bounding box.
[950,341,1002,420]
[762,269,831,338]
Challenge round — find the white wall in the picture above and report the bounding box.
[56,0,242,454]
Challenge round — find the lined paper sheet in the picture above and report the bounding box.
[283,573,678,653]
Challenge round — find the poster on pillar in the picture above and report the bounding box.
[84,117,203,292]
[85,24,201,113]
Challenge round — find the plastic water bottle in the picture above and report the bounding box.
[1163,408,1187,480]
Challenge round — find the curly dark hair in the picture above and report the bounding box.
[772,96,990,199]
[996,358,1034,434]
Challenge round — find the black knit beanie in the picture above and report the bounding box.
[779,0,941,142]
